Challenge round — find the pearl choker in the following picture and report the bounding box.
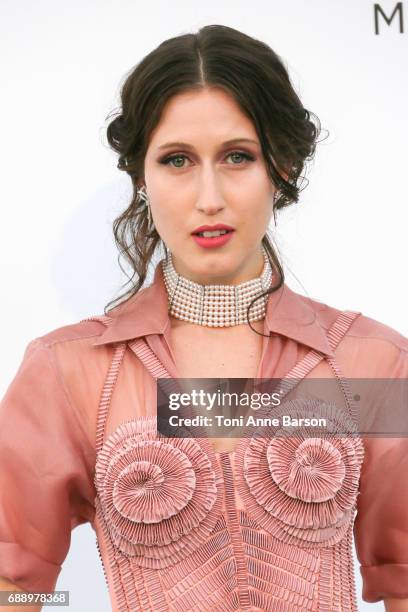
[162,246,273,327]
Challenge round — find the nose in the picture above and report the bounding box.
[195,164,226,215]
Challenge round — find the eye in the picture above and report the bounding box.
[225,151,255,165]
[159,154,190,168]
[158,150,256,169]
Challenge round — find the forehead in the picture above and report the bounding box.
[148,87,258,147]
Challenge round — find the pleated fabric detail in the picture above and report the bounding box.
[87,310,362,610]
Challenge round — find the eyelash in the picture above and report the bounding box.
[159,150,256,168]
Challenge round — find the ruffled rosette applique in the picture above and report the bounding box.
[94,416,223,568]
[235,398,364,548]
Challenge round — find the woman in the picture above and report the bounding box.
[0,24,407,612]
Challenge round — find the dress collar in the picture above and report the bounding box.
[92,259,335,357]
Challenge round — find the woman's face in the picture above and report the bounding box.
[143,86,277,285]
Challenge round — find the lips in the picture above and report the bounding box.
[192,224,235,235]
[194,229,234,237]
[192,230,235,249]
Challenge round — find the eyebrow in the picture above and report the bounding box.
[157,138,260,150]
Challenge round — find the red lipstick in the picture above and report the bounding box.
[191,224,235,249]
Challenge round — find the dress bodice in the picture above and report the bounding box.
[87,310,363,611]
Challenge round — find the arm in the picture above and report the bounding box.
[352,342,408,606]
[385,599,408,611]
[0,576,41,612]
[0,339,95,596]
[354,436,408,603]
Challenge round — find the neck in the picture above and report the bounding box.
[162,246,273,328]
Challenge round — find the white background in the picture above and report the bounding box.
[1,1,407,610]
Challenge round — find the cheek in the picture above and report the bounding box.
[144,164,184,210]
[144,175,167,202]
[238,177,273,217]
[148,191,185,244]
[143,157,169,198]
[237,165,273,197]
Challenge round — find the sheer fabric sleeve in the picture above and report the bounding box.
[0,339,96,593]
[353,344,408,602]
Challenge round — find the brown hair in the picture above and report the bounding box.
[104,24,323,336]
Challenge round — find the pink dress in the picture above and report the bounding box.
[0,259,407,610]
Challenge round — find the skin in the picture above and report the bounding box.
[0,576,41,611]
[143,86,277,286]
[385,601,408,611]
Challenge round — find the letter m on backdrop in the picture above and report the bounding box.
[374,2,404,34]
